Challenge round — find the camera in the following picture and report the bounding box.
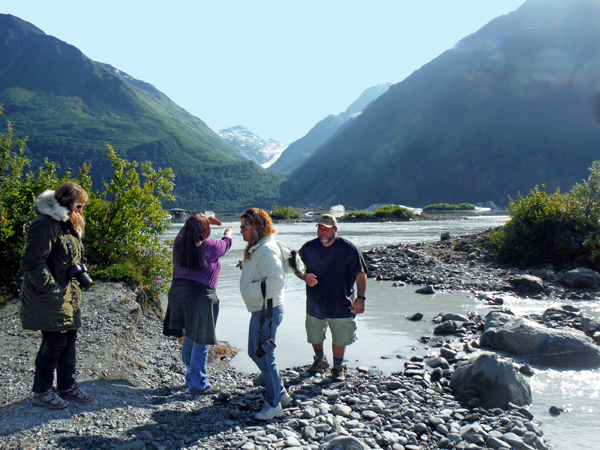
[255,339,276,358]
[67,263,93,289]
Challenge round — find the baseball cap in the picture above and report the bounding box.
[317,214,337,228]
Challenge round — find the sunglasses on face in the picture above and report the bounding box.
[75,203,84,210]
[240,225,252,232]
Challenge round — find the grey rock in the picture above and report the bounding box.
[320,435,370,450]
[481,312,600,368]
[425,356,450,369]
[511,275,544,290]
[434,321,458,335]
[331,404,352,417]
[451,352,532,409]
[563,267,600,288]
[303,425,317,440]
[416,285,435,294]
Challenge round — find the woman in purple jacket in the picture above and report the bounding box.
[163,215,234,395]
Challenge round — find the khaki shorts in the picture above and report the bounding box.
[305,314,358,347]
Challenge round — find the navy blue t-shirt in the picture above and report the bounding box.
[299,236,366,319]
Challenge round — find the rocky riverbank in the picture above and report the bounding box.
[1,229,598,450]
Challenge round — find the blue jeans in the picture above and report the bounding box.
[248,305,284,407]
[182,336,211,393]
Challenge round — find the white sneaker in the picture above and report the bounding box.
[255,402,284,420]
[281,391,293,408]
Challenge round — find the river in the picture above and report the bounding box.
[162,215,600,450]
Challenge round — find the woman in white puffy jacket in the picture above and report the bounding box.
[238,208,292,420]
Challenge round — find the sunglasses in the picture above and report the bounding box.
[240,225,252,232]
[74,203,84,210]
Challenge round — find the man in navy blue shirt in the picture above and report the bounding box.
[298,214,367,381]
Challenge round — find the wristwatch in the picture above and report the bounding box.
[356,295,366,301]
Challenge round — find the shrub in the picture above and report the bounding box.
[270,205,300,220]
[423,203,476,211]
[77,144,175,300]
[0,112,63,300]
[349,211,374,220]
[373,206,415,219]
[491,162,600,269]
[344,206,415,221]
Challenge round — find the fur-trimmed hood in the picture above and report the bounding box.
[35,190,70,222]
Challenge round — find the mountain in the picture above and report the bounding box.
[284,0,600,209]
[218,126,285,168]
[0,14,283,211]
[268,83,392,177]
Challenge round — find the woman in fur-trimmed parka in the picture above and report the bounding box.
[20,182,93,409]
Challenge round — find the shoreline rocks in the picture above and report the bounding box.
[0,281,553,450]
[2,225,599,450]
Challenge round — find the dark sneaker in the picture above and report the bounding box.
[59,382,92,403]
[331,365,346,381]
[190,387,219,396]
[32,388,69,410]
[308,355,330,373]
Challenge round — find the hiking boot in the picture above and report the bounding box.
[190,387,219,396]
[280,391,293,408]
[308,355,330,373]
[255,402,284,420]
[32,388,69,410]
[331,365,346,381]
[59,382,92,403]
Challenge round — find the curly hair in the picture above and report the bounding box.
[240,208,276,260]
[174,215,211,270]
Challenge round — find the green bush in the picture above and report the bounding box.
[0,111,64,300]
[373,206,415,219]
[423,203,475,211]
[349,211,374,220]
[344,206,415,221]
[491,161,600,269]
[270,205,300,220]
[78,144,175,300]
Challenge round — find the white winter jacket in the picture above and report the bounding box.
[239,235,285,313]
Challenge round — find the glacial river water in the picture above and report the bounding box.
[163,215,600,450]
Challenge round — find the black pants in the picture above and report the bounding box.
[33,329,78,393]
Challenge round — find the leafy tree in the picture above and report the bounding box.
[78,144,175,300]
[491,161,600,269]
[0,110,62,300]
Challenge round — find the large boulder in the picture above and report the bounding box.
[480,312,600,368]
[320,436,369,450]
[450,352,532,409]
[563,267,600,288]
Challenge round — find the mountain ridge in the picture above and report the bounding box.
[218,126,285,168]
[284,0,600,208]
[268,83,392,176]
[0,13,282,211]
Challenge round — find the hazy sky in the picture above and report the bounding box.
[5,1,525,146]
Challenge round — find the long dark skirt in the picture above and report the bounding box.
[163,278,219,345]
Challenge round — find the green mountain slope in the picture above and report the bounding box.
[285,0,600,208]
[0,14,283,210]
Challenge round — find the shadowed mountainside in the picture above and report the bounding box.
[284,0,600,208]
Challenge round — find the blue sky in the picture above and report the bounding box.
[4,1,525,146]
